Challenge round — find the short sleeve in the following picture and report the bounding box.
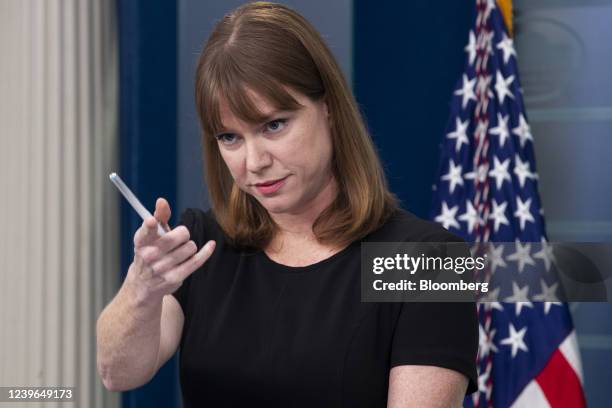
[170,208,198,314]
[390,233,479,395]
[390,301,479,395]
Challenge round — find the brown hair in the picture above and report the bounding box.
[195,1,398,249]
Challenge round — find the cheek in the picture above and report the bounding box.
[291,124,332,163]
[304,131,333,166]
[219,150,245,181]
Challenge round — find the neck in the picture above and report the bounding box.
[269,173,338,242]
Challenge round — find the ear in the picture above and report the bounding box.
[322,99,331,124]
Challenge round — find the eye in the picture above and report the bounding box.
[215,133,240,146]
[264,118,288,134]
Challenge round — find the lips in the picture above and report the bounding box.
[255,176,287,187]
[253,176,288,195]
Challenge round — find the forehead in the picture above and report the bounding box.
[218,89,273,122]
[215,87,306,131]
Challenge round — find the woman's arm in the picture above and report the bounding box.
[96,204,215,391]
[387,365,468,408]
[96,279,184,391]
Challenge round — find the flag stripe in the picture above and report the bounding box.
[559,331,584,384]
[510,381,550,408]
[535,348,587,408]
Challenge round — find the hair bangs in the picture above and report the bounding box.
[201,53,303,139]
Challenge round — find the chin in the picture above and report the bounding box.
[260,201,291,214]
[256,196,297,215]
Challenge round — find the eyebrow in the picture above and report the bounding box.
[216,109,293,135]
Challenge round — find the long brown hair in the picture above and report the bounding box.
[195,1,398,249]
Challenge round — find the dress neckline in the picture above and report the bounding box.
[257,240,358,273]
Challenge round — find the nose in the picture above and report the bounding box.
[245,139,272,173]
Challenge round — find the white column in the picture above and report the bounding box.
[0,1,120,407]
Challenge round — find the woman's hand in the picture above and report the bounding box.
[126,198,215,304]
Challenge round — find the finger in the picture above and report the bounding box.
[154,197,172,232]
[134,217,161,247]
[154,225,191,254]
[173,240,216,282]
[149,240,198,275]
[144,216,162,240]
[135,225,191,267]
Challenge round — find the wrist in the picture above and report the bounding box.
[123,265,164,311]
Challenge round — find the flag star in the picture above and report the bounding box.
[514,154,536,188]
[496,33,517,64]
[500,323,529,358]
[465,163,489,185]
[478,371,489,393]
[484,0,496,18]
[487,244,507,274]
[505,282,534,316]
[435,202,460,230]
[512,114,533,147]
[494,70,515,104]
[482,287,504,311]
[475,120,489,139]
[483,30,495,56]
[442,160,464,194]
[488,156,511,190]
[476,27,494,56]
[534,237,555,271]
[514,196,536,230]
[533,279,560,305]
[458,200,482,234]
[478,325,486,350]
[478,369,490,394]
[455,74,477,109]
[447,118,470,153]
[511,302,533,316]
[465,30,477,66]
[479,325,499,358]
[489,113,511,148]
[489,199,510,233]
[476,74,493,98]
[506,240,535,273]
[543,302,563,314]
[487,302,505,312]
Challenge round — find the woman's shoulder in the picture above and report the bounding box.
[365,208,466,243]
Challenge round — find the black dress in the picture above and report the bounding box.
[172,208,478,407]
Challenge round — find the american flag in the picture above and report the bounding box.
[430,0,587,406]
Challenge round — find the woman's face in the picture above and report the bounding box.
[215,88,335,215]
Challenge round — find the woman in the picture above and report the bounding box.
[96,2,478,406]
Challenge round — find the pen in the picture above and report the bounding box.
[109,172,167,236]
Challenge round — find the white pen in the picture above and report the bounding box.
[109,172,168,236]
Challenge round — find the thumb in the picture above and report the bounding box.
[154,197,172,232]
